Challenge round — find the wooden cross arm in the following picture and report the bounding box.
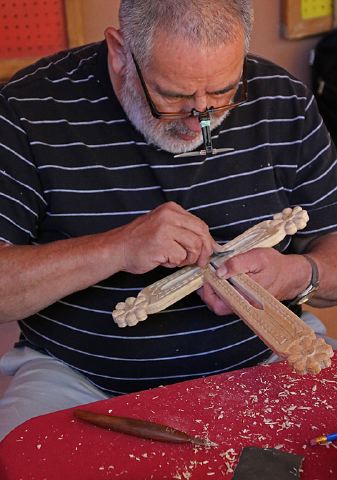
[203,267,333,375]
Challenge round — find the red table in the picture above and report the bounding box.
[1,358,337,479]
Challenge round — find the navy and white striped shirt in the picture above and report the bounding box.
[1,41,337,395]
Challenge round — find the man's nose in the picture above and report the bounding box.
[182,94,209,132]
[193,93,209,114]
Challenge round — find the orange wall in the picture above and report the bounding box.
[81,0,321,86]
[82,0,120,42]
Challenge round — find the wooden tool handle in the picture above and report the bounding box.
[74,409,216,446]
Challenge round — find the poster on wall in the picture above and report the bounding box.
[282,0,337,39]
[0,0,84,81]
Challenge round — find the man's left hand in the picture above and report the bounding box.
[197,248,312,316]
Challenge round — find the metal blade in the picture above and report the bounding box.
[174,147,234,158]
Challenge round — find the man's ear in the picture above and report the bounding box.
[104,27,126,76]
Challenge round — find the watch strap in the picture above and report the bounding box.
[288,254,320,306]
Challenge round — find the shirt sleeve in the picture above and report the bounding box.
[290,91,337,236]
[0,92,46,244]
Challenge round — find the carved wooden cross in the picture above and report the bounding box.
[112,207,333,374]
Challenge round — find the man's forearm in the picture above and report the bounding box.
[0,202,217,323]
[0,230,125,323]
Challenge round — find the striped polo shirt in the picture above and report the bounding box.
[1,41,337,395]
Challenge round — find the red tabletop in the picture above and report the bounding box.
[1,358,337,479]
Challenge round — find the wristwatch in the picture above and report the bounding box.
[289,254,320,305]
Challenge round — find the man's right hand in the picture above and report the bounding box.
[117,202,216,274]
[0,202,216,322]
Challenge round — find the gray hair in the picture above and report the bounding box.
[119,0,253,66]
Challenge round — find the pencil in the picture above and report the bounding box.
[309,432,337,446]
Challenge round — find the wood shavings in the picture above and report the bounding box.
[219,447,239,474]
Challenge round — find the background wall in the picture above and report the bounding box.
[80,0,321,86]
[250,0,320,86]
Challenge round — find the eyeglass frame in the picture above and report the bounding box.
[131,52,248,121]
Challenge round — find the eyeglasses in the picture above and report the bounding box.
[131,53,248,156]
[131,53,248,120]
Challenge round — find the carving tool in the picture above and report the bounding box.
[310,431,337,446]
[74,409,217,446]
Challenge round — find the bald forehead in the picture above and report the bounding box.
[149,29,245,70]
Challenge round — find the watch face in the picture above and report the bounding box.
[297,295,310,305]
[296,285,319,305]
